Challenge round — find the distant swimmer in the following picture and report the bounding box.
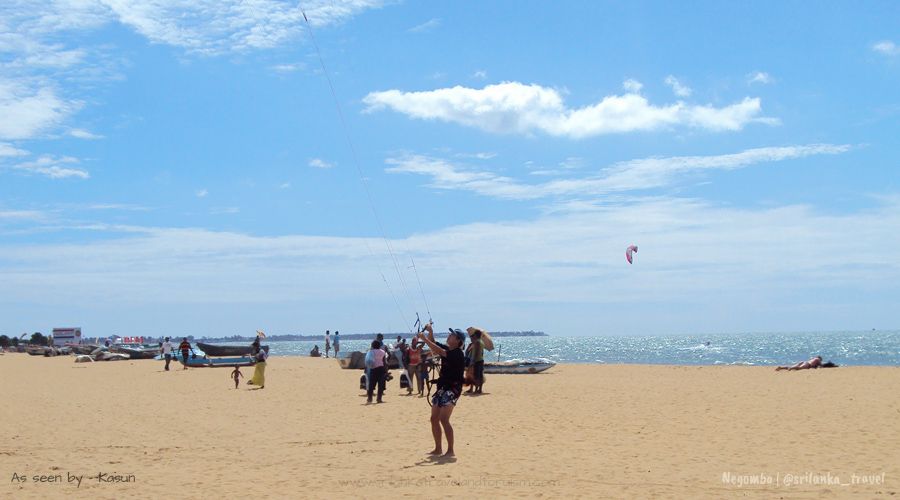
[775,355,822,371]
[704,341,710,347]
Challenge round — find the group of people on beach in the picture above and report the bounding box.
[324,330,340,358]
[225,337,270,389]
[158,335,268,389]
[310,330,341,358]
[361,322,488,458]
[159,336,194,371]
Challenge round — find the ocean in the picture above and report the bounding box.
[210,330,900,366]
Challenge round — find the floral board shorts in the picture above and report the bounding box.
[431,388,460,407]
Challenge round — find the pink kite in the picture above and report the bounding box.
[625,245,638,264]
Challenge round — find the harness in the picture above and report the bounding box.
[424,356,442,407]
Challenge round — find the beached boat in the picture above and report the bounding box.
[180,355,257,368]
[337,351,366,369]
[95,351,130,361]
[336,351,401,370]
[483,358,556,374]
[196,342,269,357]
[110,345,159,359]
[70,344,99,355]
[25,345,47,356]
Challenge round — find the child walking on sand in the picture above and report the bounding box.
[231,367,243,389]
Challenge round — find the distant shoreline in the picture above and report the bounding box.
[198,331,548,343]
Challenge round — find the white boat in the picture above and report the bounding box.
[483,358,556,374]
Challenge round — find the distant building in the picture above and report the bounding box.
[51,327,82,346]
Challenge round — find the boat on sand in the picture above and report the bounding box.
[181,356,256,368]
[483,358,556,374]
[196,342,269,357]
[110,345,159,359]
[336,351,400,370]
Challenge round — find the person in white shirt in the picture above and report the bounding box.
[161,337,174,371]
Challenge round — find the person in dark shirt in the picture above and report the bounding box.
[178,338,193,370]
[417,323,465,458]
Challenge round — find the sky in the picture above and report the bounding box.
[1,1,898,338]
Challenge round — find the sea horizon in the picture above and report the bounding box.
[202,329,900,366]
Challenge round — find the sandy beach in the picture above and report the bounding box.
[1,354,898,499]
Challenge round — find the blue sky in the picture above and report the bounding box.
[1,1,898,337]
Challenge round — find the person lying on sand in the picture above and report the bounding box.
[775,355,823,371]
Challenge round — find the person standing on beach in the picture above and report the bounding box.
[332,331,340,357]
[365,340,387,404]
[467,329,485,394]
[417,324,465,458]
[161,337,174,371]
[178,338,193,370]
[407,338,423,395]
[324,330,331,358]
[248,347,268,388]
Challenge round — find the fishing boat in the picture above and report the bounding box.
[70,344,99,355]
[180,355,256,368]
[337,351,366,369]
[336,351,400,370]
[196,342,269,357]
[95,351,130,361]
[25,345,47,356]
[110,345,159,359]
[483,358,556,374]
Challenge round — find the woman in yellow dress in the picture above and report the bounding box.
[248,343,267,388]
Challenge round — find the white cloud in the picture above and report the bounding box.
[559,156,584,169]
[664,75,692,97]
[0,143,29,158]
[309,158,334,169]
[4,0,386,55]
[8,154,89,179]
[93,0,386,55]
[85,0,383,54]
[748,71,773,85]
[69,128,103,139]
[1,196,898,334]
[279,182,291,189]
[0,79,77,140]
[0,0,387,164]
[0,209,44,220]
[363,81,774,138]
[270,63,305,73]
[455,152,496,160]
[84,203,151,211]
[196,189,208,198]
[408,18,440,33]
[622,78,643,93]
[472,70,487,80]
[872,40,899,56]
[385,144,851,200]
